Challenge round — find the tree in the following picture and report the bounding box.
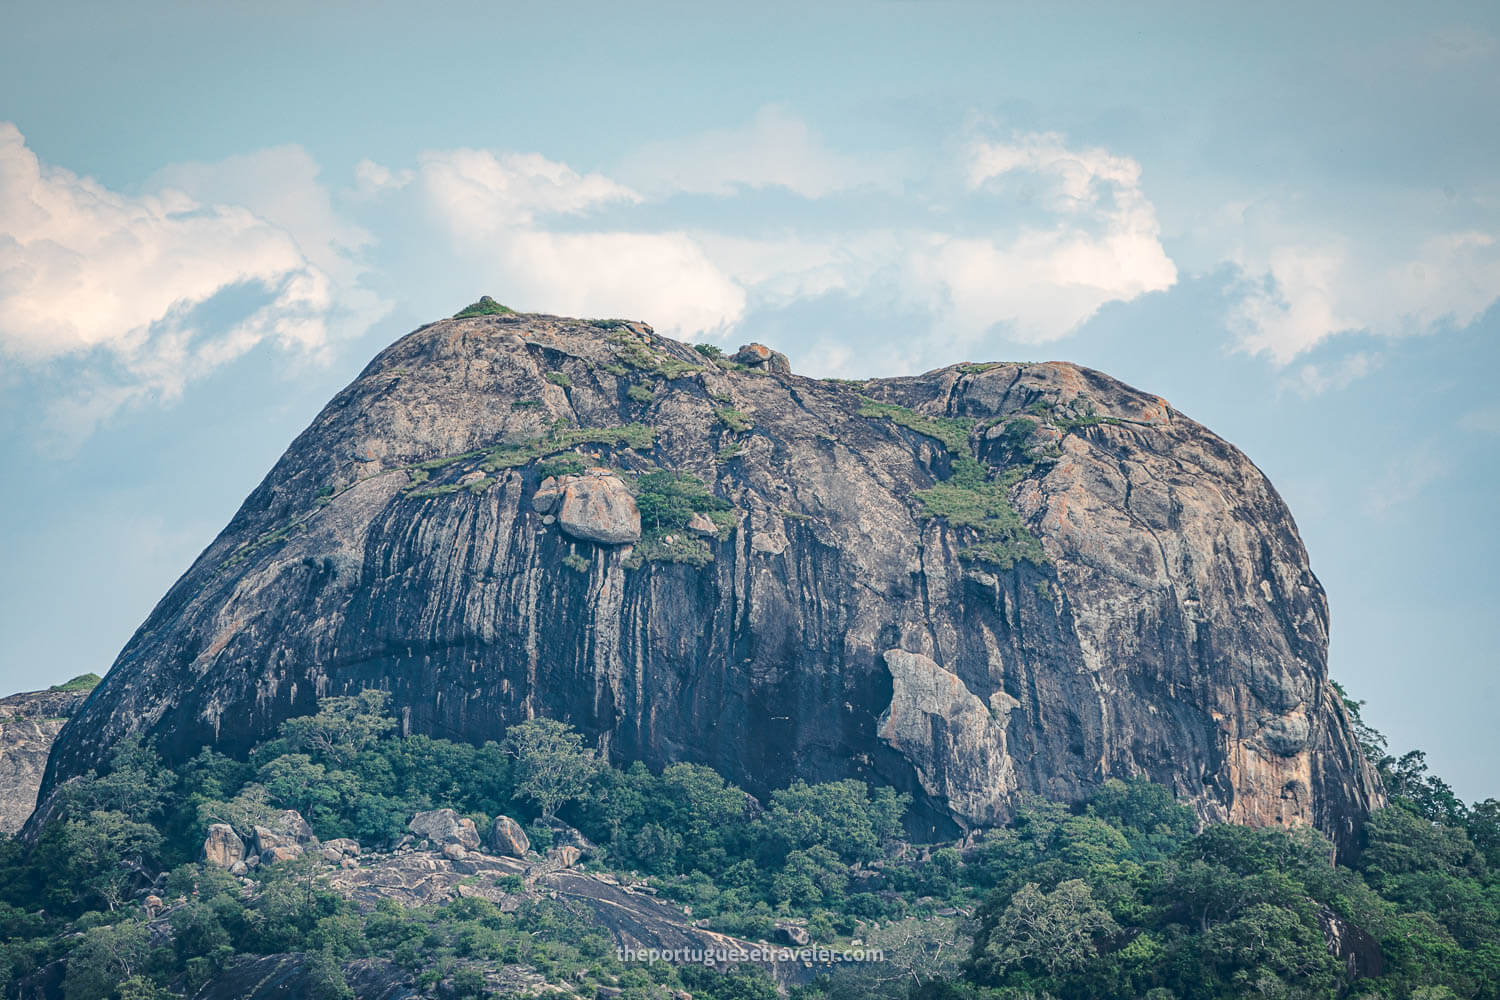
[970,879,1119,983]
[762,779,908,864]
[278,690,396,766]
[62,920,150,1000]
[502,719,601,821]
[866,916,970,988]
[1085,778,1197,861]
[1467,798,1500,871]
[34,810,162,914]
[773,846,849,907]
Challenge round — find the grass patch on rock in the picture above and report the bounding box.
[714,407,754,433]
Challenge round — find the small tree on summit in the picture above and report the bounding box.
[502,718,601,821]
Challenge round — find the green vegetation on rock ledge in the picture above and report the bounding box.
[714,407,754,433]
[857,400,1046,570]
[626,470,736,569]
[2,688,1497,999]
[452,296,514,318]
[48,673,101,693]
[606,330,702,380]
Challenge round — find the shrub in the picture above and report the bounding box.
[50,673,102,692]
[627,383,656,403]
[537,454,588,480]
[858,398,1045,570]
[453,296,513,318]
[545,371,571,388]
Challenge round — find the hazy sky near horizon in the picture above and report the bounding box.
[2,1,1498,798]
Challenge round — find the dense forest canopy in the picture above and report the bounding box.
[1,687,1496,999]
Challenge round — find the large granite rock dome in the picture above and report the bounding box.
[34,312,1382,849]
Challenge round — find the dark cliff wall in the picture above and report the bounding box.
[35,313,1383,848]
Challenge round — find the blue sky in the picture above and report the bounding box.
[1,1,1497,799]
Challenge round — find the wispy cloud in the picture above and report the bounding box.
[388,147,748,339]
[1281,350,1380,397]
[618,105,896,198]
[1459,404,1500,434]
[1363,447,1452,516]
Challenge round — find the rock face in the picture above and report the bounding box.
[35,312,1383,851]
[0,686,91,833]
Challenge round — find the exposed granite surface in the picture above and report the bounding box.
[34,313,1383,851]
[0,687,89,833]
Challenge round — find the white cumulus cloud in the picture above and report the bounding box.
[375,147,746,339]
[898,132,1177,344]
[0,123,380,436]
[1227,228,1500,364]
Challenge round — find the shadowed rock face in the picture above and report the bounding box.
[35,313,1383,850]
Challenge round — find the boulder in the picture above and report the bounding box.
[731,342,791,374]
[408,808,482,850]
[323,837,360,857]
[441,843,468,862]
[532,476,563,513]
[202,823,245,869]
[487,815,530,857]
[251,809,317,856]
[546,822,595,855]
[775,921,811,946]
[555,470,640,544]
[261,845,303,865]
[686,512,718,537]
[1260,713,1311,757]
[549,845,583,868]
